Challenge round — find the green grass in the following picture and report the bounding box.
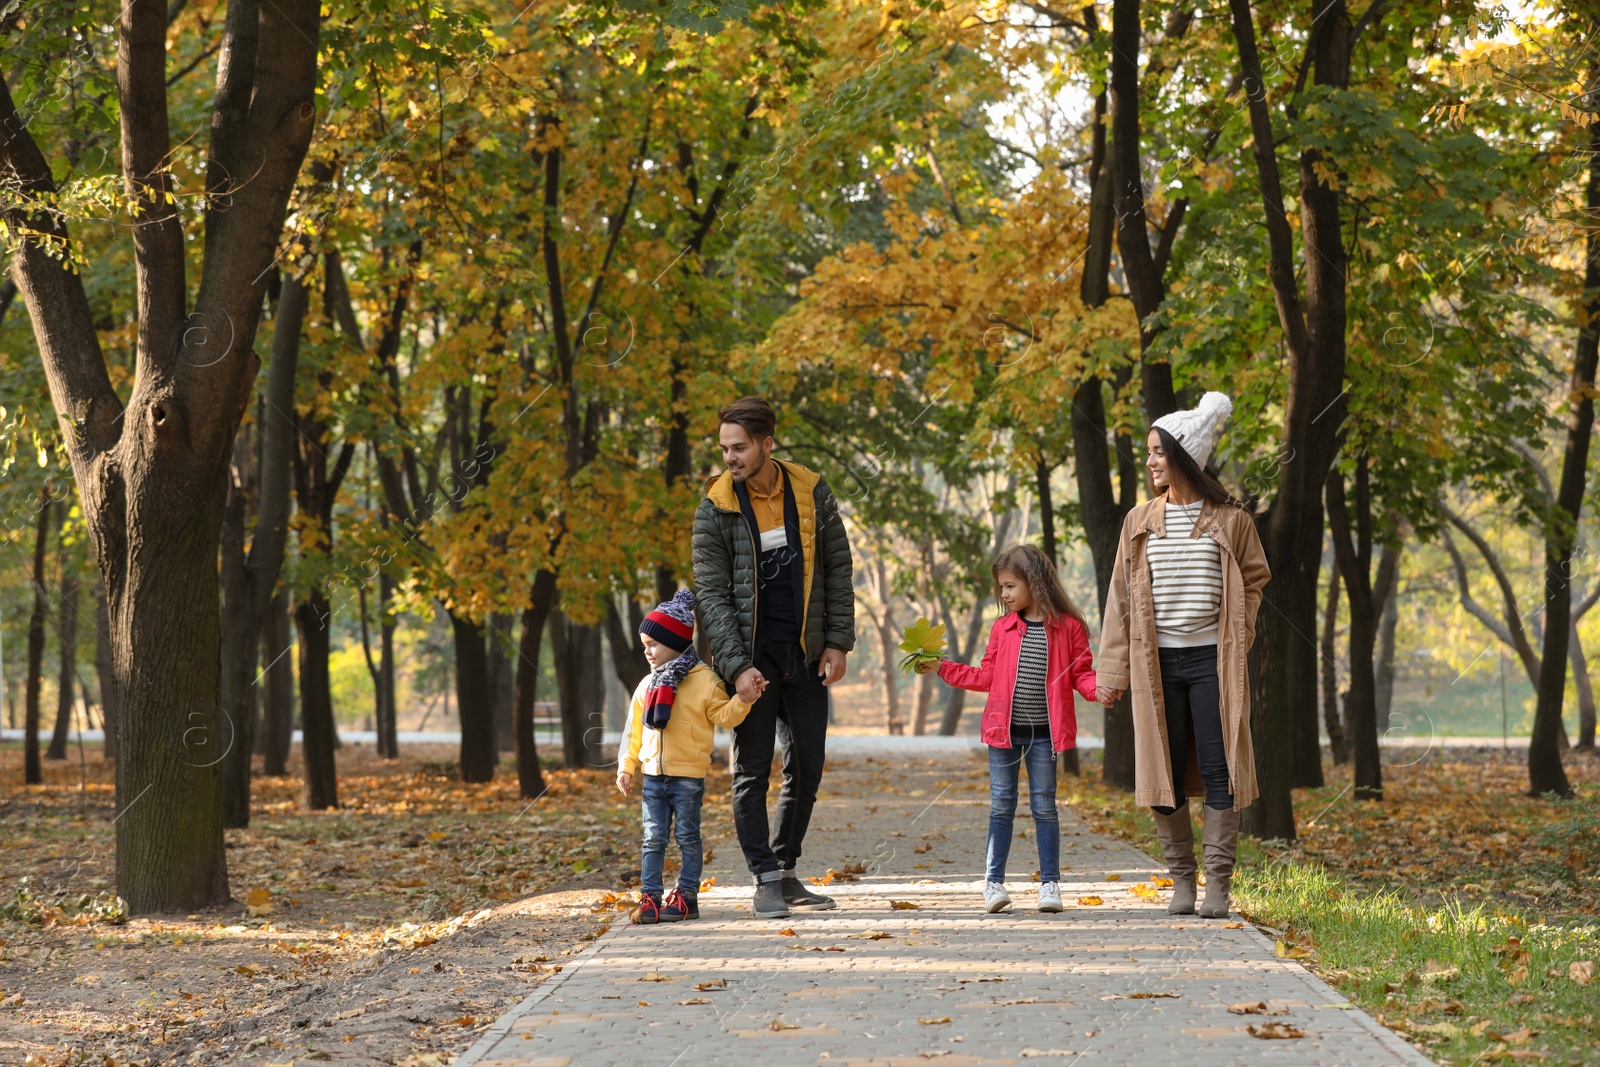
[1235,861,1600,1064]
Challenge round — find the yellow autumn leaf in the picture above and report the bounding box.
[1274,939,1311,959]
[1076,896,1104,906]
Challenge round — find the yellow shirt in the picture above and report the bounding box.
[747,469,785,534]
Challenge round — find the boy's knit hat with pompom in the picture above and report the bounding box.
[1152,391,1233,469]
[640,588,696,653]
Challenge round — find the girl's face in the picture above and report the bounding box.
[997,570,1033,615]
[640,634,679,669]
[1146,429,1171,490]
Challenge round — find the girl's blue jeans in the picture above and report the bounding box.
[640,773,705,898]
[986,723,1059,884]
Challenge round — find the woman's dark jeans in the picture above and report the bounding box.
[1153,644,1233,812]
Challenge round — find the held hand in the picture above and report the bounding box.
[615,771,632,797]
[736,667,767,704]
[818,647,848,686]
[914,658,941,675]
[1096,685,1124,707]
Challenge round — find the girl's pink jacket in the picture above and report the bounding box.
[937,612,1097,751]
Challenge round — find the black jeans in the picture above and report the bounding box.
[1154,644,1233,812]
[731,639,830,878]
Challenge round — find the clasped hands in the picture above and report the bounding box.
[735,648,848,703]
[1094,685,1125,707]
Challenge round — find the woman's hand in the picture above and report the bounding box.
[1095,685,1124,707]
[914,658,941,675]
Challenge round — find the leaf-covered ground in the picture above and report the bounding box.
[1067,747,1600,1065]
[0,743,727,1067]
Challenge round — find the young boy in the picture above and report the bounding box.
[617,589,760,923]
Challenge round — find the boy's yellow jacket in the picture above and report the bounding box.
[619,662,753,778]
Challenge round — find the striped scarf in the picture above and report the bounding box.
[643,646,700,730]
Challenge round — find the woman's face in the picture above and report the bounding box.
[1146,430,1170,489]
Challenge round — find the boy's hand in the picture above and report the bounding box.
[735,667,767,704]
[914,658,941,675]
[615,771,632,797]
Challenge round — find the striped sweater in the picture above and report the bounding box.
[1145,499,1223,648]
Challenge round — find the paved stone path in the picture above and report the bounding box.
[458,748,1433,1067]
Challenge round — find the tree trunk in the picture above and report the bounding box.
[551,608,606,767]
[1325,463,1382,799]
[1036,456,1057,566]
[514,569,558,798]
[96,582,118,761]
[46,573,80,761]
[1226,0,1351,841]
[1568,624,1595,753]
[23,489,51,785]
[451,611,498,782]
[911,668,935,736]
[1528,112,1599,799]
[938,592,991,736]
[260,589,295,776]
[603,598,651,696]
[1109,0,1178,419]
[1,0,319,912]
[218,422,259,825]
[1320,548,1348,765]
[1373,545,1401,732]
[878,612,904,734]
[489,611,516,753]
[378,569,398,758]
[296,593,339,810]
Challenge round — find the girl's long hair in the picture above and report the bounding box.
[992,544,1089,631]
[1151,426,1238,508]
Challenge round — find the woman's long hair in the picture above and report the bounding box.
[992,544,1089,631]
[1151,426,1238,508]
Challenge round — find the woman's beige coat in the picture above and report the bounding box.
[1096,493,1272,811]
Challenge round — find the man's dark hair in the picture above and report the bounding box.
[719,396,777,442]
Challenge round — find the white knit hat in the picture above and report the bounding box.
[1152,391,1233,469]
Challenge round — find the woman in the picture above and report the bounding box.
[1094,392,1271,919]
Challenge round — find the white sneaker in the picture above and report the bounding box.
[1037,882,1063,913]
[984,882,1012,913]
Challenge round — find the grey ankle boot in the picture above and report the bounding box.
[1199,805,1240,918]
[1151,805,1197,915]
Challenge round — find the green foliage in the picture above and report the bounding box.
[1,884,128,927]
[895,616,946,673]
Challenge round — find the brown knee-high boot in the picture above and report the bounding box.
[1199,805,1239,918]
[1151,804,1197,915]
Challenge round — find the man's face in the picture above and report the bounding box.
[720,422,772,483]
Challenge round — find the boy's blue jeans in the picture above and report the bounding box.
[986,724,1060,884]
[640,774,706,898]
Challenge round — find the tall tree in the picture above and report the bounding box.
[2,0,320,911]
[22,488,50,785]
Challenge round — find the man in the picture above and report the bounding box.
[692,396,855,919]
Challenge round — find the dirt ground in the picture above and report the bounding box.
[0,743,719,1067]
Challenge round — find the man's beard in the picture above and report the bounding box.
[731,453,767,483]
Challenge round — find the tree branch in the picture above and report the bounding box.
[1439,505,1541,684]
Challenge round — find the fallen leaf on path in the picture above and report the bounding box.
[848,930,892,940]
[770,1018,801,1031]
[699,877,717,891]
[1152,876,1173,887]
[1125,992,1178,999]
[914,845,932,854]
[1221,922,1245,929]
[1020,1050,1077,1058]
[1274,939,1311,959]
[1076,896,1104,906]
[1248,1022,1305,1039]
[680,997,711,1005]
[693,979,727,991]
[246,888,273,917]
[1229,1001,1288,1015]
[890,900,920,910]
[918,1016,952,1024]
[1105,873,1121,881]
[777,928,797,936]
[639,972,671,982]
[1130,883,1158,899]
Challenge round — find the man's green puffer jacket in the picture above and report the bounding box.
[691,459,856,686]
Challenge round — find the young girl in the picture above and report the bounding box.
[918,544,1098,913]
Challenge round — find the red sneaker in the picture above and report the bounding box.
[662,888,698,921]
[634,894,661,924]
